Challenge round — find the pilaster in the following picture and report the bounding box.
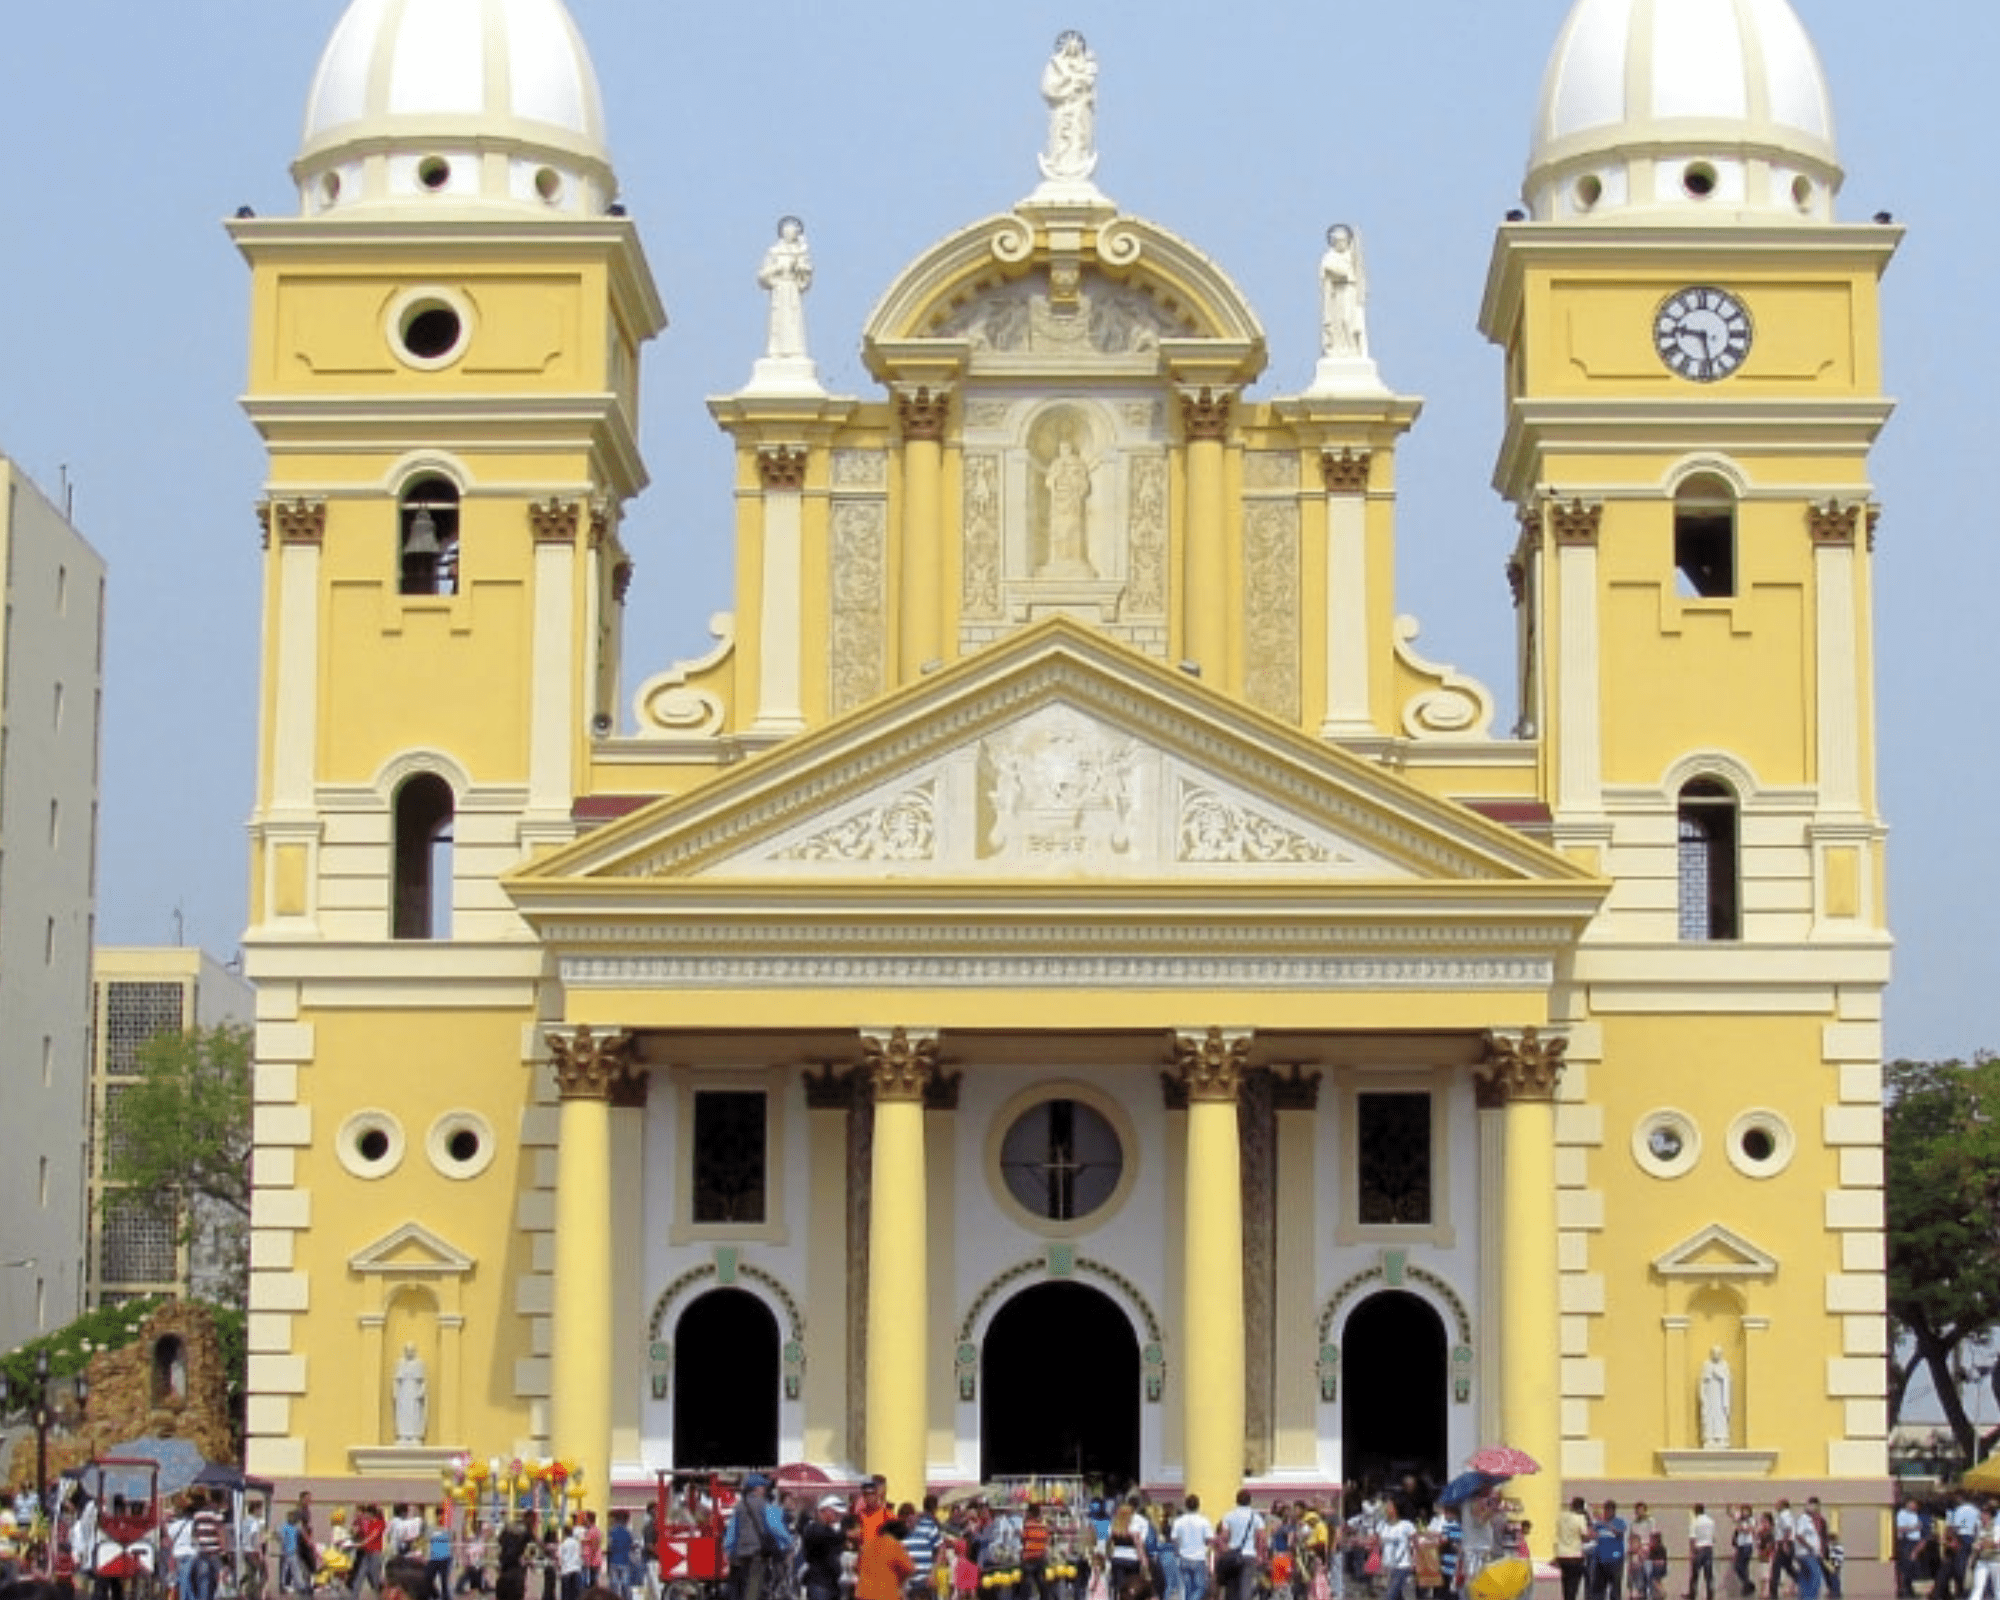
[1178,389,1236,682]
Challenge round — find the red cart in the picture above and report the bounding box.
[652,1473,734,1600]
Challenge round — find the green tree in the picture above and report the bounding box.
[103,1021,254,1305]
[1886,1051,2000,1469]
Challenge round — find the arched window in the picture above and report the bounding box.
[1674,474,1736,599]
[393,774,455,940]
[1678,779,1740,941]
[398,478,461,597]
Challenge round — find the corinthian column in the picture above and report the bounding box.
[863,1027,937,1503]
[1176,1026,1251,1512]
[1476,1027,1566,1542]
[897,388,951,686]
[1179,389,1236,682]
[550,1025,639,1513]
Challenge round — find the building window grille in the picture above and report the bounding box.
[100,1195,178,1284]
[392,774,455,941]
[1000,1098,1124,1222]
[1357,1092,1433,1225]
[691,1091,768,1224]
[1678,779,1741,941]
[105,981,185,1076]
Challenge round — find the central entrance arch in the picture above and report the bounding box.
[674,1288,779,1467]
[981,1281,1139,1487]
[1341,1290,1447,1497]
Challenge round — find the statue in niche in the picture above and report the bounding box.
[1320,224,1370,359]
[1040,438,1099,578]
[758,217,814,362]
[1039,32,1099,184]
[393,1342,428,1445]
[1698,1344,1733,1448]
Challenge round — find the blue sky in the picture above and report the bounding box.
[5,2,1992,1061]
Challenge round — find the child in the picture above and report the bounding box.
[952,1539,980,1600]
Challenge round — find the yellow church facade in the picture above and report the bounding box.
[238,0,1895,1549]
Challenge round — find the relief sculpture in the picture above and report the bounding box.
[1128,456,1168,616]
[962,454,1003,618]
[978,705,1139,866]
[1243,500,1302,720]
[830,501,887,714]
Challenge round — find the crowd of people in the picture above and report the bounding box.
[1893,1492,2000,1600]
[1550,1499,1843,1600]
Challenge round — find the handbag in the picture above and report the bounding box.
[1363,1548,1382,1578]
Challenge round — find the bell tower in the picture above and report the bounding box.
[234,0,666,945]
[1478,0,1897,1500]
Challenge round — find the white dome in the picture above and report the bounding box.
[1526,0,1841,224]
[295,0,616,219]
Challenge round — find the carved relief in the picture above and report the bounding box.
[1030,406,1106,578]
[831,450,888,490]
[1179,785,1335,865]
[778,783,938,864]
[1123,402,1162,431]
[862,1028,940,1103]
[937,271,1194,356]
[964,400,1014,432]
[549,1026,637,1102]
[1173,1027,1252,1102]
[978,705,1138,865]
[830,501,888,714]
[1127,456,1169,617]
[633,614,734,738]
[1243,500,1301,721]
[962,454,1004,620]
[1245,452,1301,491]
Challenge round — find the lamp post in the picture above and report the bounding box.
[0,1348,88,1518]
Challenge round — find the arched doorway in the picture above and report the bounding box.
[982,1282,1139,1488]
[673,1289,779,1467]
[1341,1290,1447,1499]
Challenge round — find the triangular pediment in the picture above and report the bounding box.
[1653,1224,1780,1280]
[517,619,1597,894]
[350,1222,475,1277]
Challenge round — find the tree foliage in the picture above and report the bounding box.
[1886,1051,2000,1468]
[103,1021,254,1303]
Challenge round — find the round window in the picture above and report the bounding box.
[427,1111,497,1180]
[1727,1109,1795,1179]
[337,1111,405,1179]
[387,288,475,371]
[1632,1109,1701,1179]
[999,1098,1123,1222]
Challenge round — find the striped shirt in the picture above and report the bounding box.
[904,1517,943,1580]
[193,1509,226,1555]
[1021,1522,1051,1565]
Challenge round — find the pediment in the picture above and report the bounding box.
[350,1222,475,1278]
[517,619,1598,896]
[1652,1224,1779,1280]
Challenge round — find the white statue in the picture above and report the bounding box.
[1039,437,1098,578]
[1698,1345,1733,1448]
[393,1343,428,1445]
[1320,224,1369,359]
[1039,32,1099,184]
[758,217,813,362]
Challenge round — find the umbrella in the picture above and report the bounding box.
[1468,1559,1535,1600]
[1467,1446,1541,1478]
[939,1483,1007,1509]
[1964,1454,2000,1492]
[773,1463,832,1490]
[1439,1471,1504,1509]
[104,1437,207,1498]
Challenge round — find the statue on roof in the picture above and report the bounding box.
[1320,224,1369,360]
[758,216,814,363]
[1039,32,1099,185]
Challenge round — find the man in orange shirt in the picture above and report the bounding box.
[858,1480,890,1545]
[857,1516,914,1600]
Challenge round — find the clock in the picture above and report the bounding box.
[1654,286,1753,383]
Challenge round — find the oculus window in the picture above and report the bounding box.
[999,1098,1123,1222]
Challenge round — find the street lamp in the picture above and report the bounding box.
[0,1348,87,1515]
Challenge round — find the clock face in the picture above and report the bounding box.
[1654,286,1754,383]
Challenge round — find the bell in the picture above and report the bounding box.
[405,506,442,557]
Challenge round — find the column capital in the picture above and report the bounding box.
[861,1027,941,1102]
[1475,1027,1567,1108]
[259,497,327,550]
[608,1069,650,1110]
[549,1025,639,1102]
[896,386,952,441]
[531,498,583,545]
[1808,499,1862,548]
[1172,1027,1253,1102]
[1178,386,1236,442]
[1319,448,1373,495]
[757,445,810,492]
[1549,499,1602,548]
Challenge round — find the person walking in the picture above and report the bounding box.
[1685,1506,1715,1600]
[1555,1500,1589,1600]
[1215,1493,1265,1600]
[1172,1499,1214,1600]
[1376,1500,1416,1600]
[1588,1505,1628,1600]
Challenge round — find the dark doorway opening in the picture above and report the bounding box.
[981,1282,1139,1488]
[1341,1290,1447,1501]
[674,1289,779,1468]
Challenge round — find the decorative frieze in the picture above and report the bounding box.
[1550,499,1602,548]
[259,498,326,549]
[1174,1026,1253,1102]
[1320,449,1373,495]
[962,454,1004,620]
[1475,1026,1568,1107]
[830,450,888,490]
[549,1026,638,1101]
[830,501,888,714]
[862,1027,940,1103]
[530,498,582,545]
[1243,500,1302,721]
[1179,387,1234,442]
[1127,456,1169,617]
[757,446,809,493]
[897,386,951,441]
